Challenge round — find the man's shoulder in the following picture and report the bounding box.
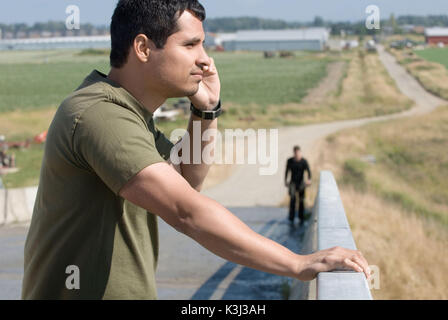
[58,81,143,130]
[60,80,109,115]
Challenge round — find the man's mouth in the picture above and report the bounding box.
[191,73,203,80]
[191,70,204,77]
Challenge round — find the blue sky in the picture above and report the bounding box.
[1,0,448,25]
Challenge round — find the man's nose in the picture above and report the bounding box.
[197,46,210,70]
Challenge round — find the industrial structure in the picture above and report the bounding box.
[218,28,330,52]
[425,27,448,45]
[0,35,110,50]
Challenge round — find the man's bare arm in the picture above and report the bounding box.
[170,114,217,192]
[119,162,371,281]
[171,56,220,192]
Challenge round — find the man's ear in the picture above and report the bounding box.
[133,34,154,63]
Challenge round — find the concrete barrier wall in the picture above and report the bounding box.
[289,171,372,300]
[0,185,37,225]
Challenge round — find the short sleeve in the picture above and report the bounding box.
[147,117,174,161]
[73,103,167,195]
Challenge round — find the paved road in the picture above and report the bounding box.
[0,208,307,300]
[202,45,446,207]
[0,223,28,300]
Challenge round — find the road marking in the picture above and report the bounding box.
[209,220,281,300]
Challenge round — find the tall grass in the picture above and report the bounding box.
[390,48,448,100]
[314,105,448,299]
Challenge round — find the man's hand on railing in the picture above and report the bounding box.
[296,246,371,281]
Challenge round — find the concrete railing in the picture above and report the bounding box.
[0,182,37,225]
[290,171,372,300]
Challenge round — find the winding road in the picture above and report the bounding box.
[201,45,446,207]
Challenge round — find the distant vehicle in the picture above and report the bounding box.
[365,40,377,52]
[279,51,294,58]
[390,38,418,50]
[173,98,190,114]
[263,51,275,59]
[153,108,180,121]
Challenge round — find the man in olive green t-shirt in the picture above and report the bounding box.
[22,0,370,300]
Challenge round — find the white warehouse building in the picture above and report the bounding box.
[0,36,111,51]
[222,28,330,51]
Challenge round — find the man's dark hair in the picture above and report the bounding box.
[110,0,206,68]
[293,146,301,152]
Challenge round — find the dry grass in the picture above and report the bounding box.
[268,50,412,125]
[390,48,448,100]
[342,188,448,299]
[0,107,56,139]
[312,106,448,299]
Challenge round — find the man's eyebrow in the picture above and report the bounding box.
[182,37,203,44]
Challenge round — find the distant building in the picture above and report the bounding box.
[425,28,448,45]
[214,33,237,47]
[413,26,426,34]
[204,32,217,48]
[0,35,111,50]
[221,28,330,52]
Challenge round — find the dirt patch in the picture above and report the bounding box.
[302,61,346,104]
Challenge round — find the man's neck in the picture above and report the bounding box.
[108,67,166,114]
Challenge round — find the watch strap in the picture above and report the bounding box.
[190,100,222,120]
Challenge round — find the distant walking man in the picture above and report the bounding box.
[285,146,311,224]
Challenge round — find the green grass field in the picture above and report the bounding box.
[212,51,328,106]
[0,49,328,113]
[415,47,448,69]
[0,49,329,188]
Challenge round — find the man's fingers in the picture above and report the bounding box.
[343,258,364,274]
[203,57,217,75]
[352,254,371,279]
[341,252,371,279]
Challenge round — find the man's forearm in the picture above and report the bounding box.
[179,113,217,191]
[181,193,301,278]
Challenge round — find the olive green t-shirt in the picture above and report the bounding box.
[22,70,174,299]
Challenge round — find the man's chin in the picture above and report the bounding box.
[185,85,200,97]
[169,83,199,98]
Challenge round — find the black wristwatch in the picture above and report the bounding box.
[190,100,222,120]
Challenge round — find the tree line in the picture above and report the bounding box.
[1,15,447,39]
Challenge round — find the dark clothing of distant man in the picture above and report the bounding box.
[285,147,311,223]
